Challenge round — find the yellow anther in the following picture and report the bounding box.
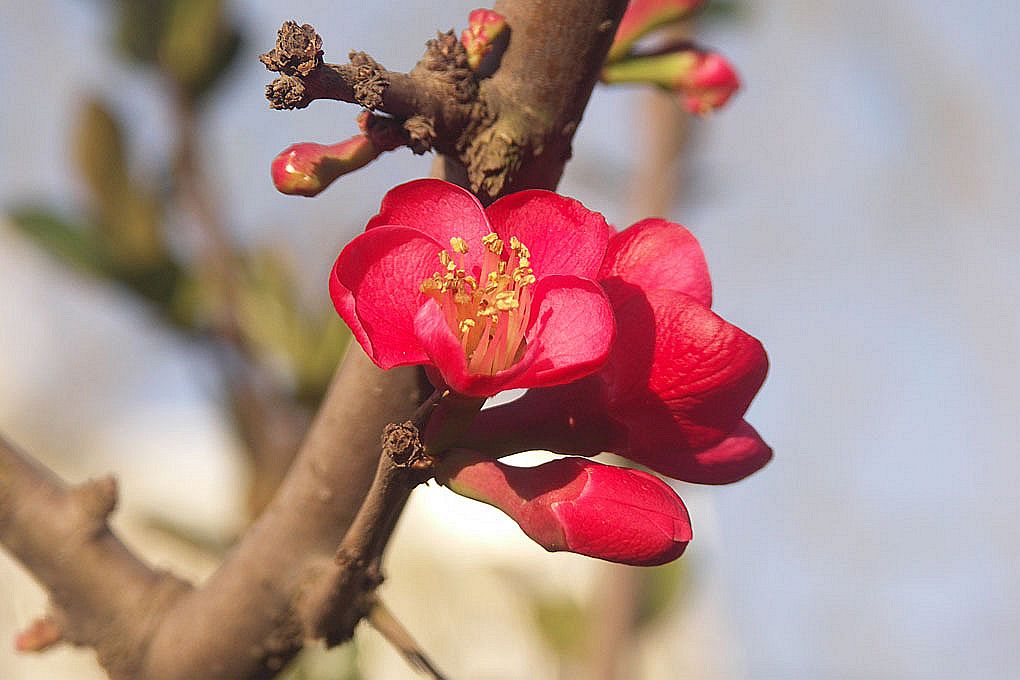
[450,237,469,254]
[495,291,519,311]
[459,318,476,334]
[483,232,504,254]
[439,250,452,267]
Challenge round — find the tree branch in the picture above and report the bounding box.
[0,434,191,678]
[3,2,630,678]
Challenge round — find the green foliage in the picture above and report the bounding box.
[702,0,744,22]
[113,0,171,64]
[109,0,243,102]
[8,206,107,273]
[532,594,591,658]
[73,98,129,209]
[159,0,243,102]
[634,559,691,631]
[237,250,350,403]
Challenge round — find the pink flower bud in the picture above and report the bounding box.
[437,453,692,566]
[460,8,507,70]
[601,45,740,115]
[608,0,707,63]
[14,617,61,653]
[681,51,740,115]
[271,136,380,197]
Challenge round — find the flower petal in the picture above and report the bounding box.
[605,289,768,453]
[332,226,443,369]
[628,420,772,485]
[415,275,615,397]
[437,454,691,566]
[485,190,611,279]
[365,178,491,270]
[599,218,712,306]
[551,460,692,565]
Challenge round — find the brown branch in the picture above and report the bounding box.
[0,434,191,678]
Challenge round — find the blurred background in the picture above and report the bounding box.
[1,1,1018,678]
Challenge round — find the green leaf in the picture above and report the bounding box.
[7,206,107,273]
[160,0,243,101]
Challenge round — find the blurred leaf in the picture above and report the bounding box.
[102,188,168,270]
[73,97,129,209]
[701,0,744,23]
[532,595,590,658]
[7,206,106,272]
[160,0,243,101]
[634,559,691,631]
[236,249,348,401]
[113,0,171,64]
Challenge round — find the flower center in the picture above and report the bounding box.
[420,233,537,375]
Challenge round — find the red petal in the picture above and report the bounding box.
[485,190,611,279]
[332,226,442,369]
[415,275,615,397]
[599,218,712,306]
[437,455,691,566]
[552,461,692,566]
[515,275,615,388]
[629,420,773,485]
[605,289,768,454]
[366,178,491,270]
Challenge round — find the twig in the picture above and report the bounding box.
[367,598,449,680]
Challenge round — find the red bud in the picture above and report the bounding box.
[461,8,507,70]
[438,453,692,566]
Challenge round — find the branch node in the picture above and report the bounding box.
[381,422,430,471]
[260,21,324,76]
[266,75,309,110]
[69,475,118,531]
[420,31,477,103]
[404,115,436,155]
[348,51,388,109]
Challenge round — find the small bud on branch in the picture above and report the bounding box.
[271,112,409,197]
[601,43,740,115]
[460,9,508,71]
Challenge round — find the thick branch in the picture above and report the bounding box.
[139,352,426,679]
[0,435,191,678]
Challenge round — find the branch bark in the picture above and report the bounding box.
[2,1,629,677]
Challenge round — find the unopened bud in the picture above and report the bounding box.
[271,137,379,197]
[14,617,62,653]
[460,8,507,70]
[602,46,739,115]
[608,0,707,63]
[272,112,411,197]
[437,453,692,566]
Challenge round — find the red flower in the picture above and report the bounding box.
[437,453,692,566]
[465,218,771,484]
[330,179,616,397]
